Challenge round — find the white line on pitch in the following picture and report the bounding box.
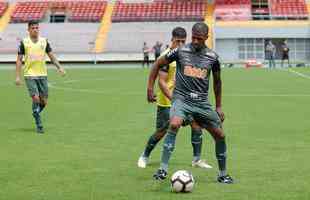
[49,83,310,97]
[286,68,310,80]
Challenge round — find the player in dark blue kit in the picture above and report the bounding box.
[147,22,234,184]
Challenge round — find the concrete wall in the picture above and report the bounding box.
[215,39,238,62]
[214,26,310,39]
[0,23,99,53]
[105,22,195,53]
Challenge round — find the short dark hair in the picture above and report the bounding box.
[172,27,187,38]
[28,21,39,28]
[192,22,209,36]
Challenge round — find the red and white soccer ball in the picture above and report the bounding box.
[170,170,195,193]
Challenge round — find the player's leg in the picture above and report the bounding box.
[268,59,272,69]
[189,120,212,169]
[196,105,233,184]
[281,58,284,68]
[138,106,170,168]
[154,99,188,180]
[142,56,146,68]
[205,127,233,183]
[146,56,150,68]
[287,57,291,67]
[38,77,48,113]
[153,116,183,180]
[25,78,43,133]
[39,97,47,113]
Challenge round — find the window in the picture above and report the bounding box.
[238,38,265,60]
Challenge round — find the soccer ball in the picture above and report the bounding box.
[170,170,195,193]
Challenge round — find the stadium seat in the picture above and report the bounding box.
[68,1,107,22]
[0,2,8,17]
[270,0,308,19]
[111,0,206,23]
[11,2,49,23]
[215,0,252,21]
[10,1,107,23]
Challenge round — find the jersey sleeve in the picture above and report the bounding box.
[17,41,25,55]
[46,40,52,53]
[211,59,221,72]
[159,64,170,73]
[165,48,178,63]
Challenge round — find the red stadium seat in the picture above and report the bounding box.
[111,0,206,23]
[270,0,308,19]
[10,1,107,23]
[0,2,8,17]
[215,0,252,21]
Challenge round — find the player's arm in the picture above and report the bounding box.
[158,66,172,100]
[46,41,65,76]
[147,48,178,102]
[15,41,24,86]
[212,59,224,122]
[147,56,170,102]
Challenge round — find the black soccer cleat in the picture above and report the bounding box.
[36,126,44,134]
[217,175,234,184]
[153,169,168,181]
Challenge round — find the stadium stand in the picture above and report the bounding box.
[215,0,252,21]
[10,1,107,23]
[11,2,49,23]
[111,0,206,22]
[67,1,107,22]
[270,0,309,19]
[0,0,309,63]
[0,1,8,17]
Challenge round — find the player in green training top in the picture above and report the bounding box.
[138,27,212,169]
[147,22,234,184]
[15,21,66,134]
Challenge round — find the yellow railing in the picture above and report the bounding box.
[94,3,114,53]
[204,3,215,49]
[0,3,15,32]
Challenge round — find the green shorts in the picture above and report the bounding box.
[156,105,194,131]
[24,77,48,98]
[170,98,222,129]
[156,106,170,130]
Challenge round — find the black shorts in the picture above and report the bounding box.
[282,54,289,60]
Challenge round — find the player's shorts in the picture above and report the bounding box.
[282,54,289,60]
[156,106,170,130]
[170,98,222,129]
[24,76,48,98]
[156,105,194,131]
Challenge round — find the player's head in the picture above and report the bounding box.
[171,27,186,49]
[28,21,39,38]
[191,22,209,51]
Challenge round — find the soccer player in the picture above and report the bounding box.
[15,21,66,134]
[142,42,150,68]
[147,22,234,184]
[266,40,276,69]
[281,39,290,68]
[138,27,212,169]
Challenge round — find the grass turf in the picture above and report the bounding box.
[0,66,309,200]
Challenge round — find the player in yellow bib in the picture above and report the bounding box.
[15,21,66,134]
[138,27,212,169]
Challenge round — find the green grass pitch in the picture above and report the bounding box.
[0,66,309,200]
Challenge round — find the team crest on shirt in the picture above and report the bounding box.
[184,65,208,79]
